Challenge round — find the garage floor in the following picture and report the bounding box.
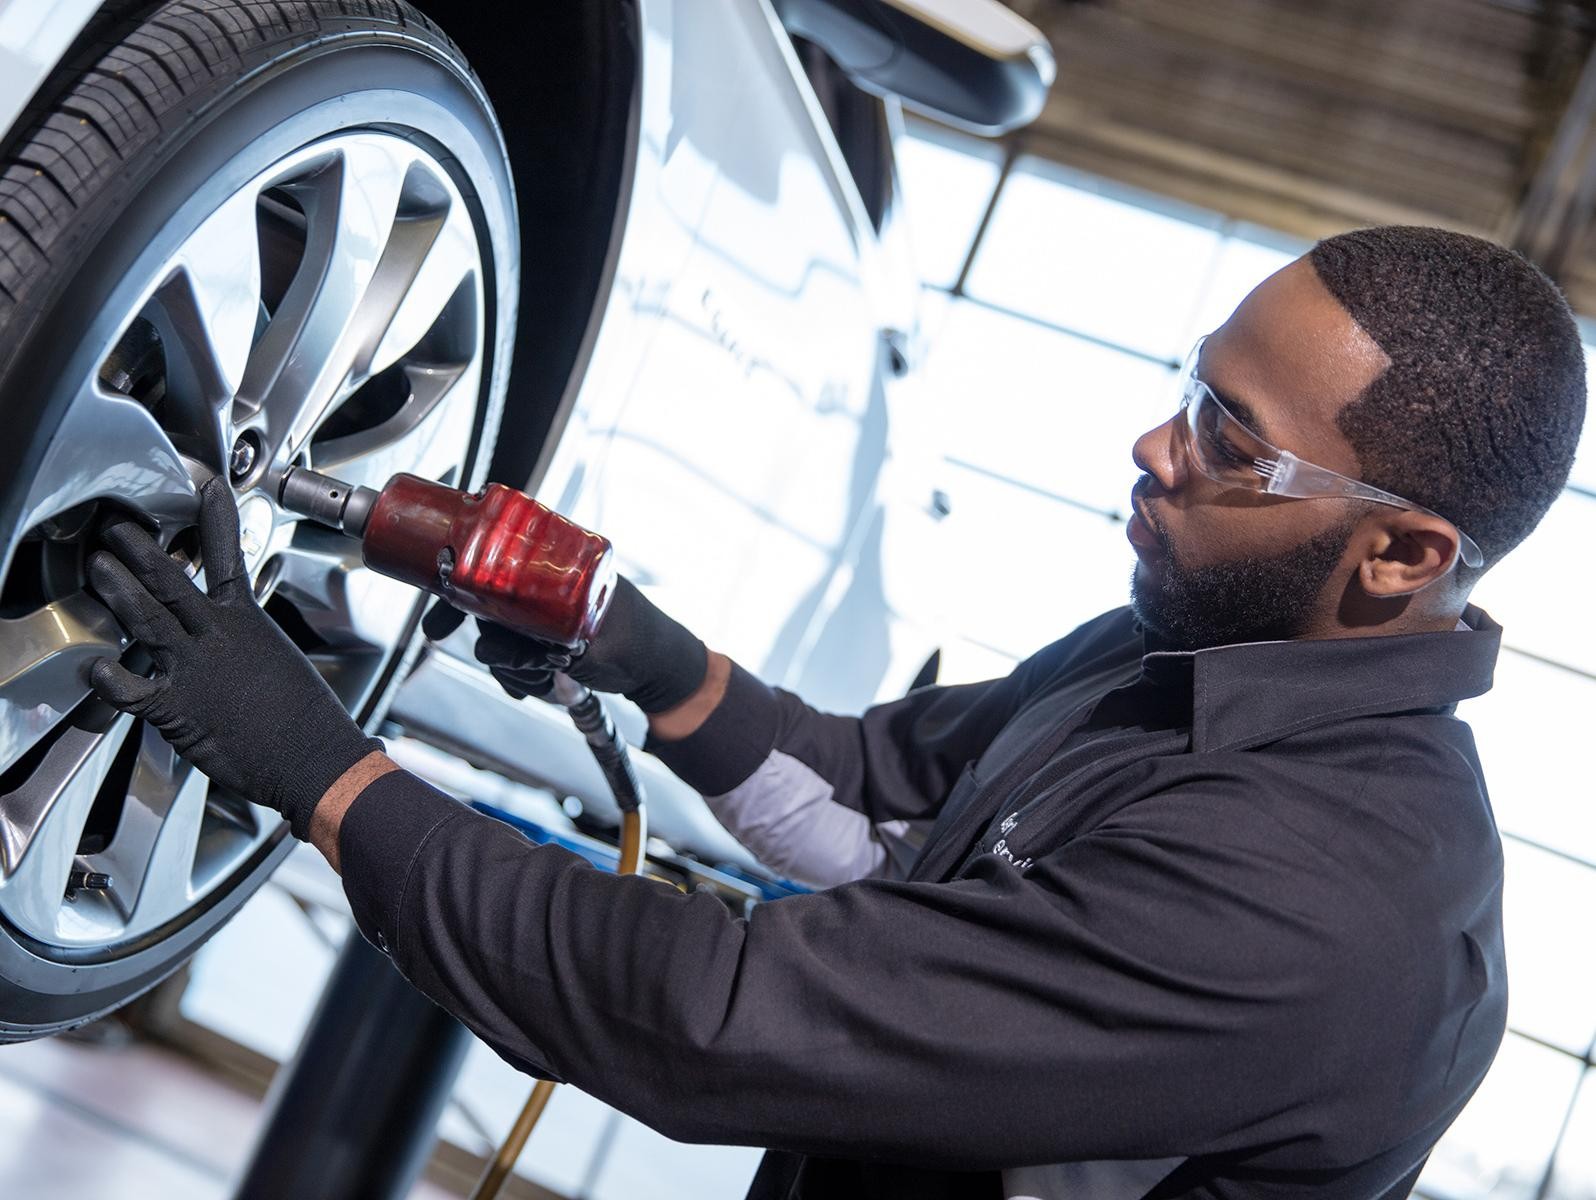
[0,1033,460,1200]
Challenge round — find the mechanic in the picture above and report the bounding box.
[85,225,1585,1200]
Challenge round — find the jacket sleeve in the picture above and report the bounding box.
[644,644,1065,886]
[338,764,1408,1169]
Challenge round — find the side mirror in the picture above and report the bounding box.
[774,0,1055,136]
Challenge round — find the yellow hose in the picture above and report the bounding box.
[617,805,647,879]
[468,805,648,1200]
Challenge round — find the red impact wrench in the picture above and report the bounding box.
[278,467,616,647]
[275,465,644,1200]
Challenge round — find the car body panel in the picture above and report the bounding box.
[0,0,100,147]
[530,0,942,711]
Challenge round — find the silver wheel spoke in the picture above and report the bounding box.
[273,534,418,653]
[11,381,196,557]
[105,730,218,937]
[0,593,128,774]
[146,188,264,473]
[357,186,474,383]
[0,711,133,943]
[312,359,479,485]
[234,140,415,467]
[0,378,189,775]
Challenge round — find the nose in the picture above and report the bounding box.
[1132,413,1186,493]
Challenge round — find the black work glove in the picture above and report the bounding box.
[86,477,383,840]
[423,575,707,712]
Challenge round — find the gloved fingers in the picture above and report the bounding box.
[471,619,559,697]
[472,620,519,666]
[487,665,529,700]
[98,516,211,634]
[86,550,185,654]
[488,663,556,702]
[196,477,249,599]
[88,657,166,716]
[474,620,569,672]
[421,597,467,641]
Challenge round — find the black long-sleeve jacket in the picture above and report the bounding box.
[339,606,1508,1200]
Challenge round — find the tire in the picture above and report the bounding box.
[0,0,519,1040]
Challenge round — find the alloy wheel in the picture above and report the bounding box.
[0,131,485,954]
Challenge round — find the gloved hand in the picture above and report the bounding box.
[86,477,383,839]
[423,575,707,712]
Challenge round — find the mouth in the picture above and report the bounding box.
[1126,491,1164,557]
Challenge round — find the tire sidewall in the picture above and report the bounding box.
[0,30,518,1037]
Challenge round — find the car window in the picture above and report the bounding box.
[793,38,896,231]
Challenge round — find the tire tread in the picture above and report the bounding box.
[0,0,473,336]
[58,105,128,163]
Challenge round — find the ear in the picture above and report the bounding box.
[1356,513,1458,597]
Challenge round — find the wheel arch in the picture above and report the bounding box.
[439,0,641,493]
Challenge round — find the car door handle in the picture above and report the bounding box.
[881,328,910,378]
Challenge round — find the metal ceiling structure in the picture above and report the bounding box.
[1002,0,1596,312]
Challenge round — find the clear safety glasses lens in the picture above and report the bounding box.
[1178,379,1271,487]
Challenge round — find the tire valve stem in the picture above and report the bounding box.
[64,869,112,900]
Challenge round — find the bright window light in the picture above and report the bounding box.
[964,159,1224,360]
[1500,839,1596,1055]
[932,458,1135,663]
[1180,232,1303,347]
[1546,1076,1596,1200]
[918,297,1174,514]
[1422,1032,1581,1200]
[1470,489,1596,676]
[1462,652,1596,865]
[937,636,1022,688]
[897,124,1002,289]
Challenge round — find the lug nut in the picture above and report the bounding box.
[65,869,112,900]
[229,434,258,482]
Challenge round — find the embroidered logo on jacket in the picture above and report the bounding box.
[991,813,1033,872]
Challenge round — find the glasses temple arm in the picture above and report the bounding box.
[1263,453,1484,568]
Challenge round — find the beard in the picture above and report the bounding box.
[1130,510,1357,651]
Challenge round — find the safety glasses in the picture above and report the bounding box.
[1176,338,1484,569]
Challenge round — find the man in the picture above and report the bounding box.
[86,226,1585,1199]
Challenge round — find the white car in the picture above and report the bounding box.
[0,0,1051,1040]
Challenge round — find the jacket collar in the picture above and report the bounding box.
[1134,605,1502,753]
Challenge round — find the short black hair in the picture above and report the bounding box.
[1307,225,1586,576]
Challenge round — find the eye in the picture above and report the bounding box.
[1203,426,1250,467]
